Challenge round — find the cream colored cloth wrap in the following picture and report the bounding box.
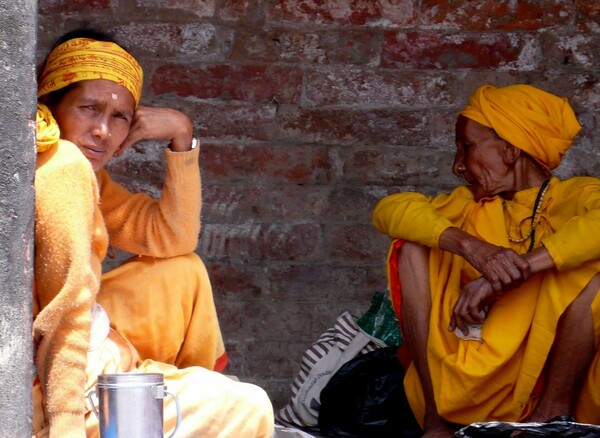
[38,37,143,108]
[460,84,582,173]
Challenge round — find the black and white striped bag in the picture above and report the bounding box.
[276,311,386,429]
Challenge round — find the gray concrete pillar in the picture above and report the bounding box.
[0,0,36,435]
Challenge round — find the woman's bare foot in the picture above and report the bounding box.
[528,402,570,423]
[423,419,458,437]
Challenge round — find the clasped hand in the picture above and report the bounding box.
[450,239,530,335]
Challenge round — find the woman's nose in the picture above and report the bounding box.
[92,116,110,139]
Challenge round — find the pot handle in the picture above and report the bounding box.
[87,389,100,419]
[165,390,181,438]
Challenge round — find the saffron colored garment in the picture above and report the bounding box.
[372,177,600,427]
[33,140,273,437]
[94,147,226,371]
[98,253,227,370]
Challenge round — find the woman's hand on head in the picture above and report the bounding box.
[114,105,194,156]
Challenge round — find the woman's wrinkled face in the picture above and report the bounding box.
[49,79,135,172]
[453,116,511,200]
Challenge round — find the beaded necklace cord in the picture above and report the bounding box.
[507,179,551,253]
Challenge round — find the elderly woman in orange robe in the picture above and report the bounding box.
[373,84,600,437]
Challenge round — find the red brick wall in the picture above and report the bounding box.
[38,0,600,407]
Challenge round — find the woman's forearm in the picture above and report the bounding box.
[522,246,556,273]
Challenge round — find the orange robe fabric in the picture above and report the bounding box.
[33,140,272,437]
[94,149,226,371]
[373,177,600,426]
[98,253,227,370]
[34,140,104,435]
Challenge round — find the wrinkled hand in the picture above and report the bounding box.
[449,276,499,336]
[115,106,194,156]
[463,239,530,292]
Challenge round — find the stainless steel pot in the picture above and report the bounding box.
[88,373,181,438]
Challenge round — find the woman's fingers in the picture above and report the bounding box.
[116,105,193,154]
[450,277,493,335]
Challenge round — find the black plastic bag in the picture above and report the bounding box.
[318,347,422,438]
[454,416,600,438]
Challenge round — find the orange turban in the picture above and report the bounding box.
[459,84,581,172]
[38,38,143,108]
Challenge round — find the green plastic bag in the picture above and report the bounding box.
[357,291,403,347]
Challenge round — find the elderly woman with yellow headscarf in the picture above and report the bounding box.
[373,84,600,436]
[33,31,274,437]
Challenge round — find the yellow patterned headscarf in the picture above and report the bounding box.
[460,84,581,172]
[38,37,143,108]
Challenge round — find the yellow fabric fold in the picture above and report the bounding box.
[460,84,581,172]
[36,103,60,154]
[38,38,143,107]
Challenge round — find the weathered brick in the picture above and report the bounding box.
[38,0,111,13]
[268,0,416,26]
[569,77,600,111]
[539,33,600,70]
[218,300,375,344]
[201,185,331,223]
[230,27,382,65]
[206,262,266,298]
[263,265,386,302]
[218,0,251,21]
[277,108,430,146]
[207,263,385,303]
[575,0,600,32]
[557,134,600,179]
[150,64,302,103]
[334,146,456,185]
[457,71,538,98]
[113,23,233,60]
[326,224,391,262]
[200,143,329,183]
[422,0,574,31]
[382,31,540,70]
[304,69,457,107]
[322,186,390,223]
[135,0,215,16]
[177,101,277,142]
[228,341,311,380]
[200,223,322,261]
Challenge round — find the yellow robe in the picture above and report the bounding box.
[373,177,600,426]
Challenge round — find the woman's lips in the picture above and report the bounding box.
[82,145,104,159]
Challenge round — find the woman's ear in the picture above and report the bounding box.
[502,141,521,165]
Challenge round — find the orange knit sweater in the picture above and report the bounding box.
[33,139,201,437]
